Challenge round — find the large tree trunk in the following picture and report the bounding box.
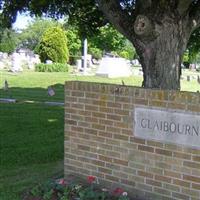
[132,16,189,90]
[97,0,200,90]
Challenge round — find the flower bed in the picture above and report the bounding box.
[23,176,130,200]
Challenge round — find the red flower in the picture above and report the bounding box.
[113,187,124,195]
[87,175,96,184]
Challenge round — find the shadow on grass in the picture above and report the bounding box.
[0,83,65,103]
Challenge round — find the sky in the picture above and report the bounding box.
[13,13,64,30]
[13,13,33,30]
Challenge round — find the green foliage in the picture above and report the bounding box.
[89,24,136,59]
[89,47,103,60]
[65,26,82,64]
[187,27,200,63]
[117,41,136,60]
[37,26,69,63]
[35,63,69,72]
[18,18,59,52]
[0,28,18,53]
[89,24,126,53]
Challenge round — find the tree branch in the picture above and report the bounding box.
[135,0,152,12]
[96,0,134,42]
[177,0,193,16]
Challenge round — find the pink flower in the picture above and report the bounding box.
[113,187,124,196]
[87,175,96,184]
[58,178,67,185]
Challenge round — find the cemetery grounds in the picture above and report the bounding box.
[0,68,199,200]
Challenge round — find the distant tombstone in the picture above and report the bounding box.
[3,80,9,91]
[96,57,132,78]
[76,59,82,70]
[47,86,55,96]
[197,75,200,84]
[46,60,53,64]
[87,54,92,67]
[187,75,190,81]
[11,53,23,72]
[132,59,141,66]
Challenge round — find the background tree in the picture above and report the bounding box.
[1,0,200,89]
[37,26,69,63]
[18,18,59,52]
[65,25,82,64]
[89,24,136,60]
[187,27,200,64]
[0,28,18,53]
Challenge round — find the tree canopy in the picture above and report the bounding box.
[18,18,59,52]
[1,0,200,89]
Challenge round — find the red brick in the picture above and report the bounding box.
[77,145,90,151]
[192,183,200,190]
[173,179,190,188]
[107,114,121,121]
[99,155,112,162]
[192,156,200,162]
[183,161,200,169]
[113,134,129,141]
[98,131,112,138]
[183,174,200,183]
[113,158,128,166]
[173,152,191,160]
[155,149,172,156]
[130,137,145,144]
[138,145,154,153]
[138,170,153,179]
[155,175,171,183]
[146,179,162,187]
[98,167,112,174]
[172,192,190,200]
[105,175,119,182]
[164,170,181,179]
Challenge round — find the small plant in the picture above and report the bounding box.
[35,63,69,72]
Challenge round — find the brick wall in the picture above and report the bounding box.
[64,81,200,200]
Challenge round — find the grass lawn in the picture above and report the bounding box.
[0,103,64,200]
[0,69,199,199]
[0,69,199,103]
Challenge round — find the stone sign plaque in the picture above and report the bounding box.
[134,106,200,149]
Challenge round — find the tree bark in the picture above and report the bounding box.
[132,15,190,90]
[97,0,196,90]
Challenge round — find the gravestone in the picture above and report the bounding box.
[96,57,132,78]
[11,53,23,72]
[3,80,9,91]
[198,75,200,84]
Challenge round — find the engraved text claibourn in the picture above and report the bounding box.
[134,106,200,148]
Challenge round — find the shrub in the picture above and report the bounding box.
[35,63,69,72]
[37,26,69,63]
[89,47,103,60]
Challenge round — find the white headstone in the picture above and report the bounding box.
[96,57,132,78]
[11,53,23,72]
